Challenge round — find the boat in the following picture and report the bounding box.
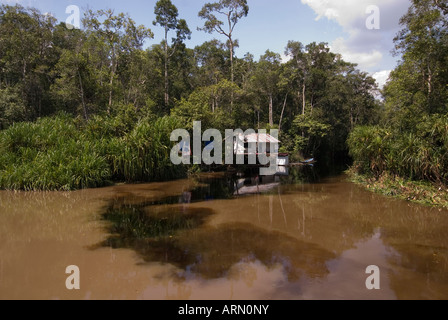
[301,158,315,164]
[287,158,316,167]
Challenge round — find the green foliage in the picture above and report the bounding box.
[348,115,448,185]
[347,169,448,209]
[280,41,379,159]
[172,89,217,129]
[0,114,110,190]
[198,0,249,36]
[171,80,242,130]
[0,85,27,129]
[198,0,249,85]
[0,114,187,191]
[384,0,448,127]
[292,111,332,154]
[153,0,191,110]
[0,4,58,119]
[0,3,384,191]
[349,1,448,189]
[348,126,392,177]
[194,40,229,87]
[251,50,281,127]
[110,116,186,182]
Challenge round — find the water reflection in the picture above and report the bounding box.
[95,192,336,281]
[2,166,448,299]
[94,167,334,282]
[93,169,448,299]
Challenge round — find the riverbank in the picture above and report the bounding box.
[346,168,448,209]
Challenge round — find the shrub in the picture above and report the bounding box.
[0,113,187,190]
[348,114,448,185]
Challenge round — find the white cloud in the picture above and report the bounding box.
[330,37,383,70]
[301,0,409,72]
[303,0,368,27]
[302,0,404,31]
[372,70,391,89]
[322,8,340,21]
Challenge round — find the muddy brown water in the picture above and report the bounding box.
[1,169,447,300]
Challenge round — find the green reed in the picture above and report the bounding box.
[348,114,448,186]
[0,113,187,191]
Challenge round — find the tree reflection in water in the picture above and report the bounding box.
[94,168,335,281]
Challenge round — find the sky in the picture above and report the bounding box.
[1,0,412,88]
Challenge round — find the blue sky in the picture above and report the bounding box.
[1,0,411,87]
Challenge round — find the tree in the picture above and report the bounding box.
[198,0,249,88]
[172,87,227,131]
[386,0,448,126]
[168,44,196,105]
[304,42,338,114]
[282,40,379,160]
[83,9,153,114]
[51,28,92,120]
[0,4,58,120]
[194,40,229,87]
[235,52,255,91]
[0,85,26,129]
[285,41,309,116]
[348,0,448,185]
[252,50,281,127]
[153,0,191,109]
[120,50,153,112]
[292,110,332,156]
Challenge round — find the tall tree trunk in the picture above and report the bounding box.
[302,83,306,138]
[279,94,288,134]
[108,72,114,114]
[227,10,235,112]
[108,44,117,115]
[254,107,257,128]
[164,28,170,109]
[78,70,88,121]
[350,107,354,131]
[99,60,104,86]
[229,37,234,113]
[302,82,306,115]
[22,59,27,80]
[269,94,274,127]
[108,59,117,115]
[427,65,432,98]
[229,38,234,85]
[310,95,314,114]
[164,45,169,108]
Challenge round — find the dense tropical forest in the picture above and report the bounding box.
[348,0,448,206]
[0,0,446,196]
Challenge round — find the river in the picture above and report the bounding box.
[0,167,447,300]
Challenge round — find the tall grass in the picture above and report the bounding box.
[0,113,187,191]
[109,116,187,182]
[348,114,448,186]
